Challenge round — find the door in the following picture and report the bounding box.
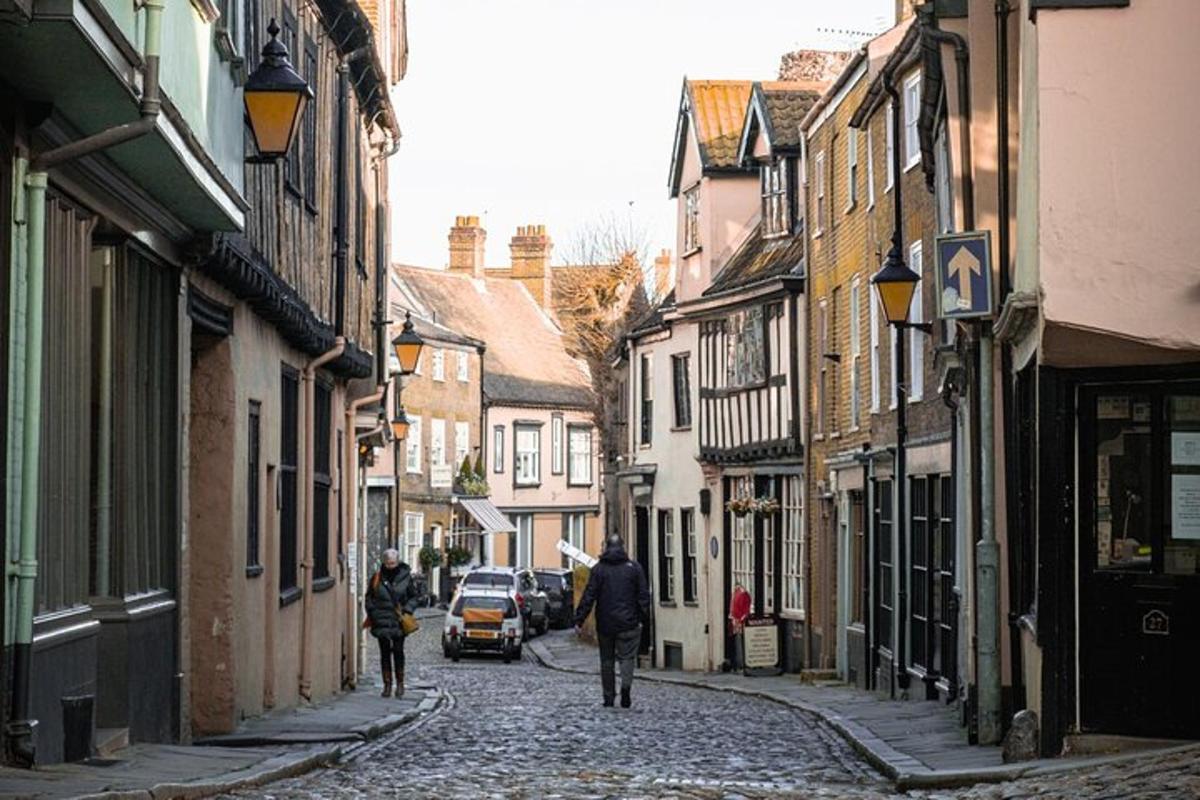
[1079,384,1200,738]
[635,506,652,655]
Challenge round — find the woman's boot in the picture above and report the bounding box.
[380,667,393,698]
[395,669,405,698]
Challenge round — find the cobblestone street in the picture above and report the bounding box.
[218,616,1200,800]
[224,616,893,799]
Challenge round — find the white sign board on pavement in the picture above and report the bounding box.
[555,539,597,568]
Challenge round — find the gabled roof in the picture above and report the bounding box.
[668,79,754,197]
[392,266,595,409]
[703,223,805,298]
[628,289,676,338]
[737,82,824,163]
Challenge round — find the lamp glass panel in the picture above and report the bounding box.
[391,420,409,440]
[245,91,306,156]
[394,341,423,374]
[875,280,917,325]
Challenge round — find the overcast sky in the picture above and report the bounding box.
[388,0,893,269]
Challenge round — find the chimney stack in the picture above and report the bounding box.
[509,224,553,308]
[448,215,486,278]
[654,249,674,301]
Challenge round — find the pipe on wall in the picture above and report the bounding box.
[342,386,385,688]
[7,0,164,765]
[299,337,346,702]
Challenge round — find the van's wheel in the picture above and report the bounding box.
[449,641,461,662]
[502,641,514,664]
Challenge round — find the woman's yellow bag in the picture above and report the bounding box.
[400,611,420,636]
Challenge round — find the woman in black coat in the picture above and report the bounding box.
[364,548,420,697]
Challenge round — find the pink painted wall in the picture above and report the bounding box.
[1035,0,1200,362]
[486,405,601,511]
[674,122,759,303]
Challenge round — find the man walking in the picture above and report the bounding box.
[574,534,651,708]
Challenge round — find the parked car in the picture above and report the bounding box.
[459,566,550,636]
[442,588,523,663]
[534,568,575,629]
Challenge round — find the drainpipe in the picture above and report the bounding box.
[299,337,346,702]
[799,133,816,672]
[334,63,349,336]
[95,249,115,597]
[6,0,164,765]
[343,386,386,687]
[975,0,1012,746]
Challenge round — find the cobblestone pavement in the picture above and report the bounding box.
[223,616,1200,799]
[225,615,894,799]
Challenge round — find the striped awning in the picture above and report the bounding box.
[456,497,517,534]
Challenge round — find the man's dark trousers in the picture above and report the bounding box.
[598,626,640,703]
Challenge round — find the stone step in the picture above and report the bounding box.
[95,727,128,758]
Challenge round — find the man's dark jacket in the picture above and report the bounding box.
[574,543,651,636]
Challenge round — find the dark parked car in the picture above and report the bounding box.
[535,568,575,629]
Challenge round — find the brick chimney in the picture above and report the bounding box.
[654,249,673,300]
[509,224,553,308]
[448,215,486,278]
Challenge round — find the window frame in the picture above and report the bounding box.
[782,476,805,615]
[761,159,789,237]
[567,423,593,487]
[903,71,921,172]
[281,6,301,199]
[870,279,881,414]
[812,150,826,236]
[866,125,876,209]
[279,365,300,601]
[885,103,895,191]
[312,380,333,587]
[514,423,542,487]
[431,348,445,382]
[671,352,692,429]
[681,508,697,603]
[849,278,862,431]
[302,35,319,214]
[492,425,505,474]
[908,240,924,402]
[658,508,676,603]
[551,413,564,475]
[454,420,470,468]
[683,184,701,254]
[845,129,858,211]
[246,400,263,576]
[430,417,446,467]
[456,350,469,382]
[639,353,653,446]
[406,414,423,473]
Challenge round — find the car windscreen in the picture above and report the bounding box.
[452,595,515,617]
[535,573,565,590]
[462,573,513,589]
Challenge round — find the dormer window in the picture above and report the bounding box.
[762,160,789,237]
[683,185,701,253]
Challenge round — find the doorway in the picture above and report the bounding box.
[1079,384,1200,738]
[635,506,652,656]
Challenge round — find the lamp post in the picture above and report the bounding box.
[389,312,424,553]
[870,79,931,694]
[243,19,313,160]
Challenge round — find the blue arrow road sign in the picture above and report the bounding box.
[935,231,993,320]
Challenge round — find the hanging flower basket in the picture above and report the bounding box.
[755,496,780,517]
[726,493,756,517]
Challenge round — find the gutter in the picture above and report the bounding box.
[6,0,164,767]
[299,337,346,702]
[342,385,386,687]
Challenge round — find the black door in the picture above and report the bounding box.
[635,505,652,656]
[1079,384,1200,739]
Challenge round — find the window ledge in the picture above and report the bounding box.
[670,425,693,433]
[779,609,806,622]
[246,564,264,579]
[845,200,857,214]
[681,246,702,259]
[567,481,594,489]
[279,586,303,608]
[313,576,336,593]
[658,600,678,608]
[812,229,824,240]
[515,482,542,490]
[904,159,920,174]
[683,600,700,608]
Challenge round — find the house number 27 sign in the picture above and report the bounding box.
[1142,609,1169,636]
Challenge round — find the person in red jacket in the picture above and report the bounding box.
[729,584,751,670]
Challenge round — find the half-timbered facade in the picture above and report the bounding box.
[677,81,818,673]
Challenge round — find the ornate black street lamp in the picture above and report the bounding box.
[243,18,313,160]
[391,311,425,376]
